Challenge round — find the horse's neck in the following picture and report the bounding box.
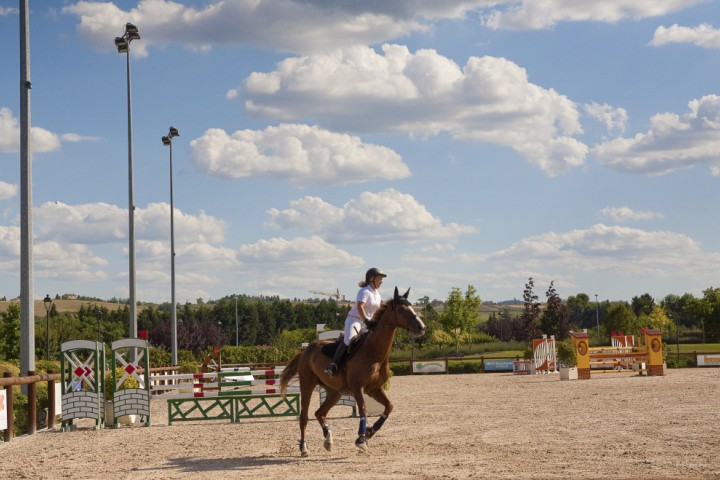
[365,324,397,361]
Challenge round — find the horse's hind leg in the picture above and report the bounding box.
[298,385,313,457]
[315,389,342,452]
[364,388,393,440]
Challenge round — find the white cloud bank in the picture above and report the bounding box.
[0,107,61,153]
[482,0,704,30]
[64,0,705,55]
[600,206,664,222]
[651,23,720,49]
[190,124,410,186]
[593,95,720,175]
[241,45,587,176]
[267,188,476,243]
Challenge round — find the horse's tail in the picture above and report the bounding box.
[280,352,302,399]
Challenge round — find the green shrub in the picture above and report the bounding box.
[178,362,198,374]
[556,341,577,367]
[665,355,696,368]
[149,347,171,367]
[104,367,140,401]
[449,360,483,374]
[0,362,20,376]
[390,362,412,376]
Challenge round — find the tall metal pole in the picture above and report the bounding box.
[116,24,139,339]
[595,293,599,336]
[45,307,49,360]
[163,127,179,365]
[19,0,35,384]
[169,138,177,365]
[125,43,137,339]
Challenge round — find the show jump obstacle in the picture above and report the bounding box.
[513,335,557,375]
[570,328,665,380]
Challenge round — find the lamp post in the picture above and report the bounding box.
[43,294,52,361]
[115,23,140,340]
[234,295,239,346]
[162,126,179,366]
[595,294,600,336]
[95,307,102,344]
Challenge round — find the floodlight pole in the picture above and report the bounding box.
[162,127,179,365]
[19,0,36,392]
[115,23,140,339]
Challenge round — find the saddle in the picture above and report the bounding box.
[321,332,368,365]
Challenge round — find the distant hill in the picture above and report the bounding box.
[0,299,128,314]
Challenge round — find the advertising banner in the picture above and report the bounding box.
[696,353,720,367]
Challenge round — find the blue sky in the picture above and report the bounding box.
[1,1,720,306]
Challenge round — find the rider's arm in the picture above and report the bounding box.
[357,301,370,321]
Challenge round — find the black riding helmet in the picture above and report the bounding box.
[365,267,387,284]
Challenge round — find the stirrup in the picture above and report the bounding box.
[324,363,337,376]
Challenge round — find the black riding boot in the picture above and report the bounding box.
[324,341,347,376]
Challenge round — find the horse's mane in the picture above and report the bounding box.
[372,300,390,322]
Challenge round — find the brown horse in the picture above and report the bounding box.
[280,287,425,456]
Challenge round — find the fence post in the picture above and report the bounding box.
[3,371,13,442]
[47,370,56,429]
[27,370,36,435]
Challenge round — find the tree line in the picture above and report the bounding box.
[2,281,719,364]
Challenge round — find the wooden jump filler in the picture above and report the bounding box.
[570,328,665,380]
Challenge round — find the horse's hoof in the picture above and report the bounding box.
[299,440,308,457]
[366,427,376,440]
[323,430,333,452]
[355,436,368,453]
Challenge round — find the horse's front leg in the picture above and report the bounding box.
[364,387,392,440]
[315,388,341,452]
[298,386,315,457]
[351,387,369,453]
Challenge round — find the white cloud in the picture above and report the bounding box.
[190,124,410,186]
[0,181,17,200]
[61,133,101,142]
[600,206,664,222]
[593,95,720,175]
[491,224,699,267]
[584,102,628,134]
[651,23,720,49]
[242,45,588,176]
[482,0,703,30]
[1,200,235,300]
[63,0,501,56]
[0,107,61,153]
[33,201,228,246]
[267,188,477,243]
[0,7,18,16]
[238,236,363,267]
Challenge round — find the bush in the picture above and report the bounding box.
[390,362,412,376]
[104,367,140,401]
[449,360,483,374]
[556,341,577,367]
[665,355,696,368]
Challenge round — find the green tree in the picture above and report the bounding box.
[631,293,655,317]
[0,303,21,360]
[439,285,481,352]
[540,281,572,339]
[518,278,542,341]
[603,302,639,340]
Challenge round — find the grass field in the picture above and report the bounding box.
[0,298,127,314]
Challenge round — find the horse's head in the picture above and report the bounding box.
[382,287,426,336]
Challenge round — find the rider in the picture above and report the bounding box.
[324,267,386,376]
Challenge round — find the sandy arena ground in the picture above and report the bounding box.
[1,368,718,480]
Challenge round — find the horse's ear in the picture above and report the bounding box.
[394,286,399,299]
[403,287,410,299]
